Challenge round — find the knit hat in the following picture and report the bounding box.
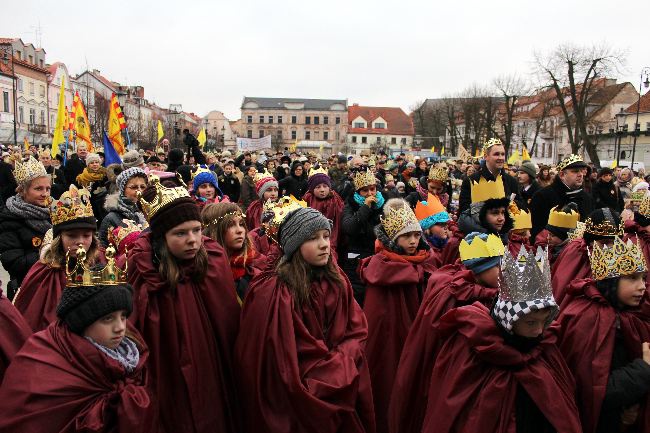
[85,153,101,165]
[122,150,145,169]
[139,182,201,237]
[307,170,331,193]
[168,148,184,164]
[193,170,221,195]
[255,172,279,199]
[116,167,147,196]
[598,167,614,177]
[56,282,133,334]
[518,161,537,179]
[461,232,502,275]
[382,198,422,241]
[279,207,332,259]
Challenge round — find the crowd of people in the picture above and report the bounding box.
[0,133,648,433]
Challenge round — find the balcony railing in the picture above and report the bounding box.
[28,123,47,134]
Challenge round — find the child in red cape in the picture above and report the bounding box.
[0,291,30,382]
[191,165,230,208]
[358,198,438,433]
[246,170,278,230]
[303,167,344,258]
[534,203,581,266]
[414,193,451,268]
[235,204,375,433]
[555,236,650,433]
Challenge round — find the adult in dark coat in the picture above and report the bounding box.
[182,129,206,165]
[218,161,241,203]
[62,143,88,188]
[458,141,521,214]
[517,161,540,207]
[278,162,308,198]
[592,167,624,212]
[0,159,17,206]
[530,154,594,239]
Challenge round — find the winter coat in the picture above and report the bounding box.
[45,165,67,199]
[62,155,85,188]
[239,175,257,210]
[98,193,146,247]
[0,161,17,206]
[278,166,307,198]
[592,179,623,212]
[519,180,541,207]
[218,173,241,203]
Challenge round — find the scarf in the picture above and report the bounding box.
[5,195,52,233]
[230,248,256,281]
[86,336,140,373]
[76,167,106,187]
[353,191,385,208]
[376,242,429,264]
[117,195,147,226]
[426,234,448,249]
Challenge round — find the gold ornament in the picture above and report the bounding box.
[137,174,190,221]
[482,137,503,155]
[568,221,586,241]
[50,185,94,227]
[262,195,307,242]
[459,233,505,262]
[253,170,275,184]
[381,200,420,240]
[470,175,506,203]
[428,164,449,183]
[584,216,623,238]
[308,166,329,179]
[352,169,377,190]
[66,244,126,286]
[588,237,647,281]
[13,156,47,184]
[638,192,650,218]
[556,154,584,171]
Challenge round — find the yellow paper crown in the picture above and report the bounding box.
[638,193,650,218]
[459,233,505,262]
[415,193,445,221]
[308,166,329,179]
[50,185,94,227]
[588,237,647,281]
[14,155,47,184]
[263,195,307,242]
[428,164,448,182]
[482,137,503,155]
[353,169,377,190]
[509,202,532,230]
[253,169,275,184]
[547,206,580,229]
[66,245,126,286]
[557,154,584,171]
[137,174,190,221]
[381,200,421,239]
[470,175,506,203]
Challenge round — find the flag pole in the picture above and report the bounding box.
[125,127,132,150]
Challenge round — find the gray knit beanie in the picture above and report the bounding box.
[279,207,332,259]
[116,167,147,196]
[122,150,145,169]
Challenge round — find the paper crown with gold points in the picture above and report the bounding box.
[459,233,505,261]
[470,175,506,203]
[569,221,586,241]
[381,199,421,240]
[353,168,377,190]
[137,174,190,221]
[509,202,532,231]
[556,154,586,171]
[588,237,647,280]
[253,169,275,184]
[308,166,328,179]
[13,155,47,184]
[66,245,126,286]
[638,193,650,217]
[548,206,580,229]
[584,215,624,237]
[428,164,449,183]
[482,137,503,155]
[50,185,94,227]
[262,195,307,242]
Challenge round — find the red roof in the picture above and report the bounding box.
[12,57,49,74]
[348,105,414,135]
[625,91,650,114]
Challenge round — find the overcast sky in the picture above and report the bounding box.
[5,0,648,120]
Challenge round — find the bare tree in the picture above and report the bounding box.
[534,43,626,166]
[490,74,529,153]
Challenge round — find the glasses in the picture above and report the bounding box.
[127,184,148,191]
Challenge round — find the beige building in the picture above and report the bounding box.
[347,104,414,155]
[202,110,237,151]
[240,97,348,152]
[613,88,650,168]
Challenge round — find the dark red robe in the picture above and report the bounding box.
[246,199,264,230]
[303,191,344,252]
[127,233,241,433]
[439,222,463,266]
[234,268,376,433]
[389,264,498,433]
[420,303,582,433]
[0,294,31,382]
[0,321,153,433]
[249,227,272,256]
[507,231,533,257]
[551,238,590,304]
[358,244,438,433]
[554,278,650,433]
[14,261,67,332]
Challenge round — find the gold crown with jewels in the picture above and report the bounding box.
[262,195,307,242]
[482,137,502,155]
[470,175,506,203]
[353,169,377,190]
[584,216,624,237]
[14,155,47,184]
[308,166,329,179]
[137,174,190,221]
[459,233,505,261]
[381,200,420,239]
[428,164,449,182]
[66,244,126,286]
[638,193,650,217]
[588,237,647,281]
[50,185,94,226]
[108,219,145,249]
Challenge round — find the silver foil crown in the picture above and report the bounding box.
[498,245,553,303]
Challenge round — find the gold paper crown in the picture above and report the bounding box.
[137,174,190,221]
[569,221,586,241]
[415,193,446,221]
[470,175,506,203]
[13,156,47,184]
[548,206,580,229]
[381,200,421,239]
[638,193,650,217]
[66,245,126,286]
[428,164,449,182]
[584,216,623,237]
[557,154,584,171]
[50,185,94,226]
[459,233,505,262]
[509,202,532,230]
[482,138,503,155]
[108,219,144,249]
[308,166,329,179]
[353,169,377,190]
[191,165,212,180]
[588,237,647,281]
[253,169,275,184]
[263,195,307,242]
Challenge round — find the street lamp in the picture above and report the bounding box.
[221,125,225,150]
[631,67,650,169]
[0,44,18,146]
[615,108,627,166]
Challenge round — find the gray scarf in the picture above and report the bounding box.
[5,195,52,233]
[117,196,147,226]
[87,336,140,373]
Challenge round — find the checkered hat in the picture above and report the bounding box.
[492,298,558,333]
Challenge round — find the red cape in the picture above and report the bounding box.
[127,233,241,433]
[0,321,153,433]
[358,246,438,433]
[554,278,650,433]
[304,191,344,250]
[234,268,376,433]
[389,264,498,433]
[551,238,590,303]
[14,261,67,332]
[507,231,533,257]
[0,295,31,382]
[420,303,582,433]
[439,222,463,266]
[246,199,264,230]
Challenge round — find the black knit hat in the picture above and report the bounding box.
[139,184,201,237]
[56,283,133,334]
[478,197,514,234]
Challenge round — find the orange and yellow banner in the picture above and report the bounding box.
[108,93,127,155]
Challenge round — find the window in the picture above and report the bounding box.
[247,129,253,138]
[391,137,397,145]
[18,106,24,123]
[291,130,296,140]
[17,78,23,92]
[306,116,311,125]
[374,122,385,129]
[259,130,265,138]
[352,136,357,143]
[314,116,319,125]
[646,122,650,131]
[2,92,8,112]
[335,117,340,124]
[354,122,364,128]
[376,137,381,143]
[275,130,282,139]
[305,131,311,139]
[268,116,273,124]
[259,116,264,123]
[247,115,252,124]
[29,108,35,124]
[336,131,340,140]
[291,115,297,124]
[401,138,407,145]
[39,85,45,97]
[361,136,367,144]
[324,116,329,125]
[28,55,33,64]
[278,116,283,124]
[29,82,34,96]
[15,50,21,60]
[324,131,329,140]
[40,110,45,125]
[39,59,43,68]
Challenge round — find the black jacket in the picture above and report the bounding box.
[279,166,307,199]
[0,205,47,287]
[218,173,241,203]
[239,176,257,210]
[529,176,595,239]
[46,165,67,199]
[459,162,522,214]
[592,180,623,212]
[520,180,541,207]
[0,161,16,206]
[63,155,85,188]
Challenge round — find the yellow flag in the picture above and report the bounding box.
[430,146,435,153]
[475,146,481,157]
[52,76,67,157]
[23,136,29,152]
[73,92,93,151]
[157,120,164,142]
[441,146,445,155]
[610,159,617,169]
[507,151,521,165]
[108,93,126,155]
[197,128,206,148]
[522,147,531,161]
